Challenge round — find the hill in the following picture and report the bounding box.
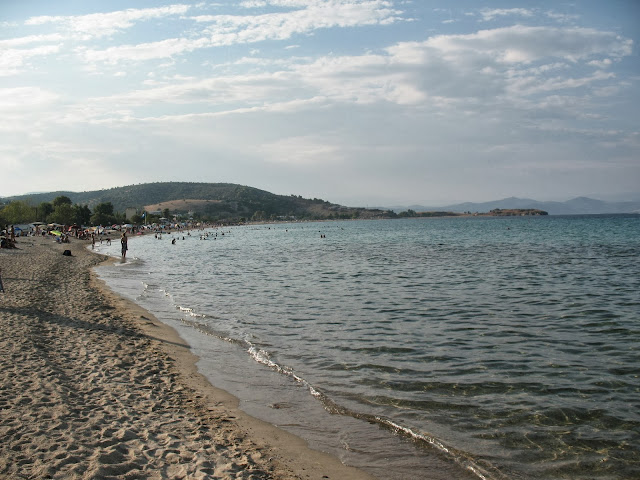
[2,182,389,222]
[398,196,640,215]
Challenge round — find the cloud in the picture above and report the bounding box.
[479,8,534,22]
[81,1,402,65]
[0,44,62,76]
[588,58,613,68]
[24,4,192,39]
[0,5,194,75]
[0,33,65,48]
[61,21,633,132]
[507,70,616,97]
[0,87,59,110]
[81,37,211,64]
[197,1,403,39]
[418,25,632,65]
[259,135,344,166]
[545,11,581,24]
[5,15,632,190]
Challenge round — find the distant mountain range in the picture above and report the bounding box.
[3,184,639,218]
[392,196,640,215]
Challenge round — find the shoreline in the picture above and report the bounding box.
[0,235,375,479]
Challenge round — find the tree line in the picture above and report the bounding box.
[0,196,124,227]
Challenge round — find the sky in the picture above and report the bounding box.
[1,0,639,207]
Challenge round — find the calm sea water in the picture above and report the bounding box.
[96,215,640,480]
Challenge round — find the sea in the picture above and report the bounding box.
[94,215,640,480]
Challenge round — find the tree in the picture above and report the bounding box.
[90,202,115,226]
[52,196,72,208]
[113,211,126,224]
[73,205,92,226]
[162,208,171,219]
[1,201,36,224]
[145,213,161,224]
[48,203,75,225]
[37,202,54,222]
[398,209,417,218]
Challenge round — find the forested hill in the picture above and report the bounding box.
[4,182,388,221]
[6,183,265,211]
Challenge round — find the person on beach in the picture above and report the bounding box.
[121,232,128,259]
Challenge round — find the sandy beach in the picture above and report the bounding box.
[0,235,375,480]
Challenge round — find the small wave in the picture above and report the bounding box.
[135,281,151,301]
[243,343,505,480]
[176,305,207,319]
[179,317,245,346]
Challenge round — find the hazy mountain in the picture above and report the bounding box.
[395,196,640,215]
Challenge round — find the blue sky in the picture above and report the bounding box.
[1,1,638,206]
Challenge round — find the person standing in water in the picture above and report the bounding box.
[121,232,128,260]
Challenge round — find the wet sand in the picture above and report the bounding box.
[0,235,375,480]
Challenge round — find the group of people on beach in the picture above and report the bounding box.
[1,226,17,249]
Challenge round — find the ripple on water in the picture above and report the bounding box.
[97,216,640,480]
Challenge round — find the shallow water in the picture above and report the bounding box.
[96,215,640,480]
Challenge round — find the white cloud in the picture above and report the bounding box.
[240,0,267,7]
[545,11,581,24]
[81,37,210,64]
[0,44,62,76]
[588,58,613,68]
[25,4,192,39]
[240,0,268,7]
[0,33,65,48]
[0,87,59,110]
[479,8,534,22]
[59,22,633,130]
[507,70,616,97]
[418,25,632,65]
[259,135,343,166]
[75,2,402,66]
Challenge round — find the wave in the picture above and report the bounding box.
[245,340,509,480]
[172,309,504,480]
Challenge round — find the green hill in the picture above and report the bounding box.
[3,182,389,222]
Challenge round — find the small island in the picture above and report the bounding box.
[485,208,548,216]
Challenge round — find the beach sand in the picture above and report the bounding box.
[0,235,375,480]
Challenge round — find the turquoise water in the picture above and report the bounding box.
[96,215,640,480]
